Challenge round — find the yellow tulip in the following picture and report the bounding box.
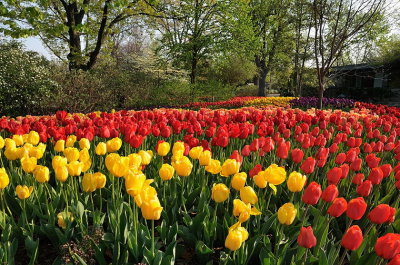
[21,156,37,173]
[128,153,142,170]
[52,156,68,169]
[33,165,50,183]
[253,171,268,188]
[125,170,147,197]
[199,150,212,166]
[211,183,230,203]
[157,142,170,156]
[106,137,122,152]
[95,142,107,155]
[66,135,77,147]
[5,138,16,149]
[240,186,258,204]
[16,185,33,199]
[220,159,240,177]
[93,172,106,189]
[0,136,5,149]
[138,150,152,165]
[232,199,261,220]
[54,140,65,152]
[105,153,120,171]
[82,173,97,192]
[64,147,80,162]
[134,179,157,207]
[205,159,222,174]
[140,197,163,220]
[0,168,10,189]
[109,156,129,177]
[12,134,24,146]
[79,148,91,162]
[55,166,69,182]
[27,131,40,145]
[79,138,90,150]
[172,141,185,155]
[264,164,286,185]
[66,161,83,176]
[231,172,247,191]
[189,146,203,159]
[287,171,307,192]
[225,222,248,251]
[159,164,175,181]
[57,212,74,229]
[4,147,19,160]
[82,159,92,172]
[172,156,193,177]
[28,144,46,159]
[278,203,297,225]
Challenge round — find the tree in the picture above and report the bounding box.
[0,0,159,71]
[310,0,387,108]
[152,0,255,84]
[250,0,293,96]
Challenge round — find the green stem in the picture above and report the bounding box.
[151,219,155,257]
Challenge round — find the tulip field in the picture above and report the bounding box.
[2,97,400,265]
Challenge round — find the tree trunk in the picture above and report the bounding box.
[253,76,259,86]
[258,69,267,97]
[190,55,197,84]
[318,87,324,109]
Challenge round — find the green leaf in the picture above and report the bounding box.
[195,241,213,255]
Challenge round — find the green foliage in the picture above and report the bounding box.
[0,41,57,116]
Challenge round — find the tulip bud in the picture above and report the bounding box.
[95,142,107,155]
[341,225,363,251]
[55,166,69,182]
[140,197,163,220]
[278,203,297,225]
[287,171,307,192]
[297,226,317,248]
[211,183,230,203]
[231,172,247,191]
[240,186,258,205]
[157,141,170,157]
[321,185,339,202]
[301,157,316,174]
[347,197,367,220]
[57,211,74,229]
[291,148,304,163]
[79,138,90,150]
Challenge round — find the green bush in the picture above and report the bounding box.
[0,41,57,116]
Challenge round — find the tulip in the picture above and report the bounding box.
[125,170,147,197]
[368,167,384,185]
[211,183,230,203]
[33,165,50,183]
[93,172,106,189]
[106,137,122,153]
[172,156,193,177]
[95,142,107,155]
[0,168,10,189]
[55,166,69,182]
[352,173,364,185]
[225,223,248,251]
[157,141,170,156]
[128,153,142,170]
[79,148,90,163]
[388,255,400,265]
[249,164,262,178]
[347,197,367,220]
[327,167,342,185]
[52,155,68,169]
[189,146,203,159]
[381,164,393,178]
[297,226,317,248]
[12,134,24,146]
[64,147,80,162]
[57,211,74,229]
[16,185,33,199]
[79,138,90,150]
[232,199,261,220]
[327,198,347,217]
[356,180,372,197]
[141,197,163,220]
[335,153,346,164]
[54,140,65,152]
[82,173,97,192]
[302,182,322,205]
[368,204,396,224]
[220,159,240,177]
[205,159,222,174]
[253,171,268,188]
[66,135,76,147]
[321,185,339,202]
[278,203,297,225]
[67,161,84,176]
[134,179,157,207]
[287,171,307,192]
[291,148,304,163]
[172,141,185,155]
[240,186,258,204]
[375,233,400,260]
[231,172,247,191]
[277,142,289,159]
[264,164,286,185]
[199,150,212,166]
[341,225,363,251]
[159,164,175,181]
[138,150,153,165]
[301,157,316,174]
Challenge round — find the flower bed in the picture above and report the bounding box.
[1,104,400,264]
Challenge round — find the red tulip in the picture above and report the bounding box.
[368,167,384,185]
[352,173,364,185]
[301,157,316,174]
[389,255,400,265]
[356,180,372,197]
[368,204,396,224]
[350,158,362,171]
[277,142,289,159]
[366,154,381,168]
[321,185,339,202]
[302,182,322,205]
[375,233,400,260]
[327,197,347,217]
[249,164,262,178]
[241,145,251,157]
[327,167,342,185]
[291,148,304,163]
[297,226,317,248]
[347,197,367,220]
[340,164,350,179]
[381,164,393,178]
[341,225,363,251]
